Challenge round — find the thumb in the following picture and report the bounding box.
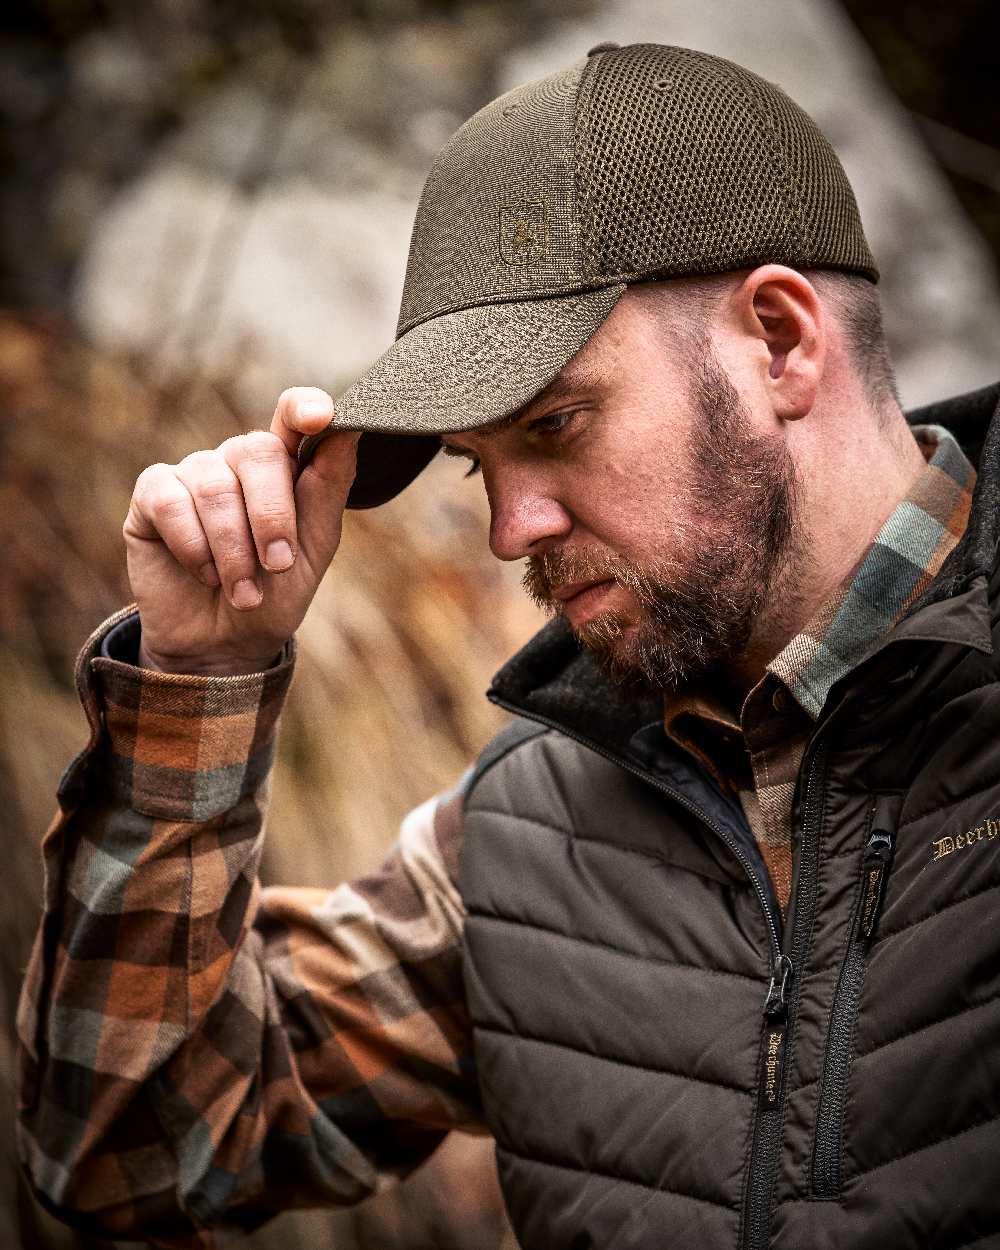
[293,429,362,574]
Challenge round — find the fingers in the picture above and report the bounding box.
[172,451,264,609]
[125,387,349,614]
[270,386,334,455]
[126,464,221,588]
[219,431,297,572]
[127,431,300,611]
[294,428,361,571]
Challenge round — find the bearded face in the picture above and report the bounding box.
[522,349,805,692]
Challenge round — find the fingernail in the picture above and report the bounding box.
[199,562,220,587]
[232,578,262,609]
[265,539,293,570]
[299,400,330,420]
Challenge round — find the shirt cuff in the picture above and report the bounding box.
[61,606,296,822]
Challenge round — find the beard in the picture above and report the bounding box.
[522,349,806,693]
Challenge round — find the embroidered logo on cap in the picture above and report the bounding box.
[499,201,549,266]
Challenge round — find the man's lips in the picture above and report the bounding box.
[552,578,613,604]
[551,578,617,623]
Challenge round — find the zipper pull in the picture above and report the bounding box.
[857,799,897,942]
[760,955,793,1108]
[763,954,793,1022]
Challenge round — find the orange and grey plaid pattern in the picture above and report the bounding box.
[16,607,480,1246]
[664,423,977,914]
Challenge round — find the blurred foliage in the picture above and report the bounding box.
[842,0,1000,276]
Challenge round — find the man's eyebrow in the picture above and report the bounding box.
[439,367,604,447]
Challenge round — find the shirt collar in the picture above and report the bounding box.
[767,422,976,720]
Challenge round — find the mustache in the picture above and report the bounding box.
[522,548,652,611]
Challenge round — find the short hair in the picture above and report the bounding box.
[807,270,900,414]
[631,269,900,416]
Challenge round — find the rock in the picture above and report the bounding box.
[75,1,1000,418]
[74,159,414,412]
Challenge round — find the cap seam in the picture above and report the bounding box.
[396,279,628,337]
[565,58,589,286]
[572,45,602,283]
[394,249,878,339]
[727,66,809,265]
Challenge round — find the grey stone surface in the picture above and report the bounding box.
[75,161,415,414]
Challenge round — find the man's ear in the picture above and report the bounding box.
[735,265,825,421]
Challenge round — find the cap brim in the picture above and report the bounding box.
[298,284,626,508]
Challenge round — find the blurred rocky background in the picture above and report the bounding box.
[2,0,998,1247]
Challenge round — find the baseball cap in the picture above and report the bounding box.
[299,42,878,507]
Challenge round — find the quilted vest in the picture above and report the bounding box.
[459,383,1000,1250]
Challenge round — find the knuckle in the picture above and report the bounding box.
[133,461,168,496]
[195,476,241,507]
[152,494,194,526]
[178,449,232,488]
[211,526,253,561]
[179,448,218,471]
[228,429,285,464]
[175,533,209,561]
[252,498,292,525]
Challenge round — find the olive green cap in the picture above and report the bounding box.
[300,42,878,507]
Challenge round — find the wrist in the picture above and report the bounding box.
[137,639,284,677]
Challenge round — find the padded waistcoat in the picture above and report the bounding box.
[460,384,1000,1249]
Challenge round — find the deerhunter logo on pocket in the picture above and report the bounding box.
[932,818,1000,861]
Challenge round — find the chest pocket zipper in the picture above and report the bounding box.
[811,793,898,1199]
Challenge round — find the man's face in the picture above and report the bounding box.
[441,287,807,692]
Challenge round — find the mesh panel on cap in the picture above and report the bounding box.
[750,74,875,274]
[575,44,877,282]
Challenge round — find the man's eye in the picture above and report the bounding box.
[527,409,575,440]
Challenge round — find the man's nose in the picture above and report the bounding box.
[486,471,572,561]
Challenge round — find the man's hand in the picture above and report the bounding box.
[124,387,358,675]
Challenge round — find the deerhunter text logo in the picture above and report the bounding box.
[499,200,549,266]
[932,818,1000,862]
[764,1030,783,1105]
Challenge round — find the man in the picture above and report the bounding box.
[17,41,1000,1250]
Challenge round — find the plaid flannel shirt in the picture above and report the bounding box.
[16,422,974,1245]
[16,614,481,1247]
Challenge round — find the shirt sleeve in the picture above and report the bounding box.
[16,606,479,1248]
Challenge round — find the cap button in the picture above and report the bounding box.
[587,41,620,56]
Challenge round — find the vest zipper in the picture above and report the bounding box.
[811,794,897,1199]
[488,695,828,1250]
[742,740,828,1250]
